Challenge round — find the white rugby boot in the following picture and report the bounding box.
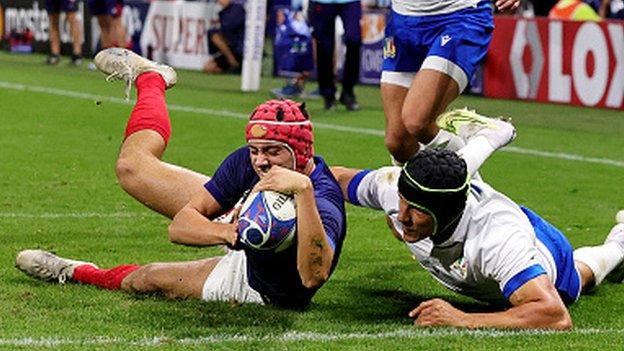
[15,249,97,284]
[605,212,624,283]
[94,48,177,99]
[437,108,517,150]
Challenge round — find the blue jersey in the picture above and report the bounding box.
[205,147,346,308]
[274,10,315,73]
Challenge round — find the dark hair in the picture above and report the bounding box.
[397,149,469,243]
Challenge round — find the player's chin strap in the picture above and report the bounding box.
[430,211,465,245]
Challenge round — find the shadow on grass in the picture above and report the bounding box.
[314,285,503,324]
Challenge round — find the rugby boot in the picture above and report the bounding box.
[94,48,177,99]
[437,108,516,150]
[15,249,97,284]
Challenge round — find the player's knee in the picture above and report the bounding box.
[384,135,404,158]
[115,155,141,191]
[121,265,152,293]
[122,263,169,294]
[401,113,430,140]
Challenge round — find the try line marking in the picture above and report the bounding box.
[0,211,381,219]
[0,328,619,347]
[2,81,623,168]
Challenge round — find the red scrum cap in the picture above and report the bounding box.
[245,99,314,172]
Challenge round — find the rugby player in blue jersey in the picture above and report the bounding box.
[16,48,346,310]
[381,0,520,164]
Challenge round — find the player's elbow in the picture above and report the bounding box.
[549,306,573,331]
[534,300,573,330]
[299,263,330,289]
[301,273,329,289]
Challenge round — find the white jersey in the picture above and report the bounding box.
[351,167,562,303]
[392,0,480,16]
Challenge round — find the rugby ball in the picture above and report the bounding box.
[237,190,297,252]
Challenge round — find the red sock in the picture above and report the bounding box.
[124,72,171,144]
[73,264,141,290]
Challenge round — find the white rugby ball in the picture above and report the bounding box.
[237,190,297,252]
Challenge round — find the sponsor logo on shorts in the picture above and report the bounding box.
[441,35,452,47]
[383,37,395,59]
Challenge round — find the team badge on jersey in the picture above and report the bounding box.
[450,257,468,279]
[383,37,396,59]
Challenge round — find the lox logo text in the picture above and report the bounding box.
[484,17,624,110]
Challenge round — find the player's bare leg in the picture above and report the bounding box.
[121,258,220,299]
[380,83,417,164]
[382,69,465,164]
[15,249,219,299]
[96,15,113,48]
[66,11,82,58]
[401,69,459,145]
[117,132,210,218]
[49,13,61,57]
[209,32,240,69]
[95,48,210,218]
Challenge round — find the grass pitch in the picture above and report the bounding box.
[1,52,624,350]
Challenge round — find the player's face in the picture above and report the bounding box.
[397,197,434,243]
[249,142,295,177]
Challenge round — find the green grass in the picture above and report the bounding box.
[2,51,624,350]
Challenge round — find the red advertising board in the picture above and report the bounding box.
[485,16,624,109]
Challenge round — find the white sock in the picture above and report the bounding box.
[426,129,466,152]
[574,242,624,286]
[457,136,495,179]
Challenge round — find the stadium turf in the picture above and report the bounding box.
[1,52,624,350]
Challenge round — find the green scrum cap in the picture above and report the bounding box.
[397,149,470,244]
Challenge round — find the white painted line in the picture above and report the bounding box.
[0,211,378,219]
[0,212,153,219]
[505,146,624,167]
[1,80,623,168]
[0,328,617,347]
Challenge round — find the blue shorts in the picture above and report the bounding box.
[46,0,80,13]
[521,207,582,304]
[381,1,493,91]
[87,0,123,17]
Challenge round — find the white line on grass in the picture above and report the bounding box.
[0,211,379,219]
[0,212,153,219]
[0,328,619,347]
[2,81,623,168]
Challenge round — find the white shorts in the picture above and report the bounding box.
[380,57,468,92]
[201,249,264,304]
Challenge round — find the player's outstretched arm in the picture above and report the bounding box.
[331,166,361,201]
[254,166,334,288]
[168,191,238,247]
[409,275,572,330]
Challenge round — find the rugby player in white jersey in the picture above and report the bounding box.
[332,111,624,329]
[381,0,520,164]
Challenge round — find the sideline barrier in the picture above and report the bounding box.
[485,16,624,110]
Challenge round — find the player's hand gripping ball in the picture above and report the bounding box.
[237,191,297,252]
